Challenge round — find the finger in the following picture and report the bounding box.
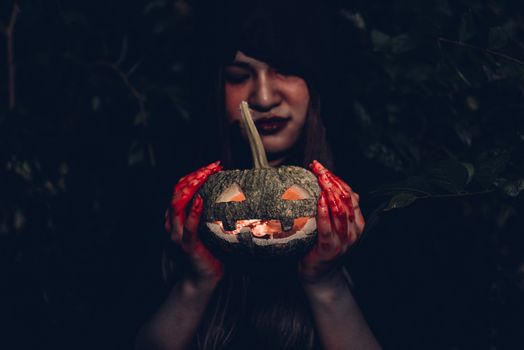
[310,160,357,228]
[311,161,354,223]
[324,186,349,244]
[316,192,339,255]
[171,161,222,235]
[309,160,329,177]
[330,175,355,223]
[174,161,221,192]
[310,160,353,196]
[310,162,349,243]
[182,194,203,247]
[172,207,185,241]
[317,192,332,239]
[174,161,221,197]
[341,193,364,251]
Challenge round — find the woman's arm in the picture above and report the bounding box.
[300,161,381,350]
[135,277,218,350]
[302,268,380,350]
[135,162,224,350]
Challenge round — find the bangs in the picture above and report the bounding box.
[214,0,330,82]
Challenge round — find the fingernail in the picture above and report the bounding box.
[206,161,219,169]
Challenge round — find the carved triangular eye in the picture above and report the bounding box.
[282,185,311,200]
[216,183,246,203]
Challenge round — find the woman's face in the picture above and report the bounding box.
[224,51,310,161]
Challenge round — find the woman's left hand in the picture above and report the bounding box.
[299,160,365,284]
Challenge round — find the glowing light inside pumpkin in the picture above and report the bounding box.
[216,183,246,203]
[214,217,310,239]
[281,185,311,200]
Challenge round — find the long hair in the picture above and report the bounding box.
[192,262,319,350]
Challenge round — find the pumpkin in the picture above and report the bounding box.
[198,102,320,258]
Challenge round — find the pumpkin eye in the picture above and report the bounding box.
[216,183,246,203]
[282,185,311,200]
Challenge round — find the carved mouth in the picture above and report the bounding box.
[208,216,315,240]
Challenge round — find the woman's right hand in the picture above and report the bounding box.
[165,161,224,290]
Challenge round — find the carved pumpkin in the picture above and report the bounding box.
[198,102,320,258]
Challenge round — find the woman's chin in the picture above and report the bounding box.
[262,145,294,167]
[262,131,299,150]
[261,139,291,157]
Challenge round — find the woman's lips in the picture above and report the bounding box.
[254,117,291,135]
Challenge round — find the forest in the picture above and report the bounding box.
[1,0,523,349]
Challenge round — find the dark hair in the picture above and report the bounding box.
[192,264,320,350]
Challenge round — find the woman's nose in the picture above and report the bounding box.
[249,72,282,113]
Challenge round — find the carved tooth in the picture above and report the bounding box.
[223,219,237,231]
[280,218,294,232]
[237,230,255,252]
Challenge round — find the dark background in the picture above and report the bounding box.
[1,0,523,349]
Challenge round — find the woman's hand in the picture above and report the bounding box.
[165,161,224,290]
[298,165,380,350]
[299,160,365,284]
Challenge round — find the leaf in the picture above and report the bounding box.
[488,26,509,49]
[163,86,190,121]
[385,192,419,211]
[372,176,432,197]
[454,121,473,146]
[427,160,471,193]
[459,12,477,42]
[461,162,475,185]
[134,112,149,126]
[353,101,372,127]
[116,36,129,66]
[128,141,145,166]
[391,34,417,54]
[91,96,101,111]
[474,149,510,189]
[496,204,516,229]
[502,179,524,197]
[371,30,392,52]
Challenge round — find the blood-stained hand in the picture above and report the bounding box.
[165,161,224,288]
[299,160,365,283]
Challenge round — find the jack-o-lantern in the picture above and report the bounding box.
[198,102,320,258]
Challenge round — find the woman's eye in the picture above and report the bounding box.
[275,69,289,77]
[224,70,250,84]
[225,74,249,83]
[272,68,294,79]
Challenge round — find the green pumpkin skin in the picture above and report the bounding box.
[198,166,321,259]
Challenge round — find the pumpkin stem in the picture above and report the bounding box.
[240,101,270,169]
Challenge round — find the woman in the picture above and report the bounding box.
[136,1,380,349]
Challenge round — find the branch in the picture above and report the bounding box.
[418,189,495,200]
[438,37,524,67]
[1,0,20,111]
[97,61,148,125]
